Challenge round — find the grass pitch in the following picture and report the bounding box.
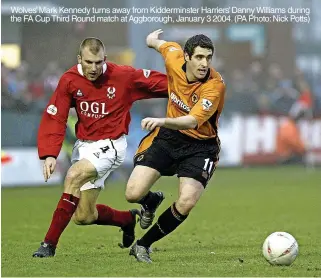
[2,166,321,277]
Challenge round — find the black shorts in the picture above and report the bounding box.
[134,127,220,187]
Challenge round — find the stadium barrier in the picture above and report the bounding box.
[2,114,320,187]
[1,148,68,187]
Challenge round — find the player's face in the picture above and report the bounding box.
[77,47,106,81]
[185,46,213,81]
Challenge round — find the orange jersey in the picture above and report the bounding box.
[159,42,226,140]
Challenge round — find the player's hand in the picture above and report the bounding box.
[43,157,57,182]
[146,29,163,48]
[141,117,165,131]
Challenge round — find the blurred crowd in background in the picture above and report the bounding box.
[2,61,63,112]
[2,57,320,116]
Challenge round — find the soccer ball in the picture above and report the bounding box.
[262,232,299,266]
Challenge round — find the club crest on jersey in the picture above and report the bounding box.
[191,93,198,104]
[107,87,116,99]
[143,69,151,78]
[76,90,83,97]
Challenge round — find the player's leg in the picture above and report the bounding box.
[125,129,168,229]
[72,187,101,225]
[126,164,165,229]
[130,144,219,263]
[72,187,141,248]
[125,165,164,229]
[125,140,177,230]
[130,178,204,263]
[71,135,140,248]
[72,135,138,247]
[33,137,127,257]
[125,166,161,202]
[33,158,98,257]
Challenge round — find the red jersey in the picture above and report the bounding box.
[38,62,168,159]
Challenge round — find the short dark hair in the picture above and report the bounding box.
[79,37,105,56]
[184,34,214,58]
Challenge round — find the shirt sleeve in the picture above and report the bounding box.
[129,68,169,103]
[159,42,183,62]
[189,82,225,128]
[37,75,72,159]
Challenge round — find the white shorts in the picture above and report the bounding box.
[71,135,127,191]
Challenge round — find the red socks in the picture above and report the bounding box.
[43,195,133,247]
[95,204,134,228]
[44,193,79,247]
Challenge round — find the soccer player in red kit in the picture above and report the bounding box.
[33,37,168,257]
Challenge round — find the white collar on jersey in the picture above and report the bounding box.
[77,63,107,76]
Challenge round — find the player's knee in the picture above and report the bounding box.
[72,212,95,225]
[125,184,142,203]
[125,190,141,203]
[65,169,87,188]
[176,196,197,214]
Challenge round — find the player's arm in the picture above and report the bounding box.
[141,115,197,131]
[38,75,72,181]
[164,116,198,129]
[129,68,168,102]
[146,29,183,72]
[146,29,167,52]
